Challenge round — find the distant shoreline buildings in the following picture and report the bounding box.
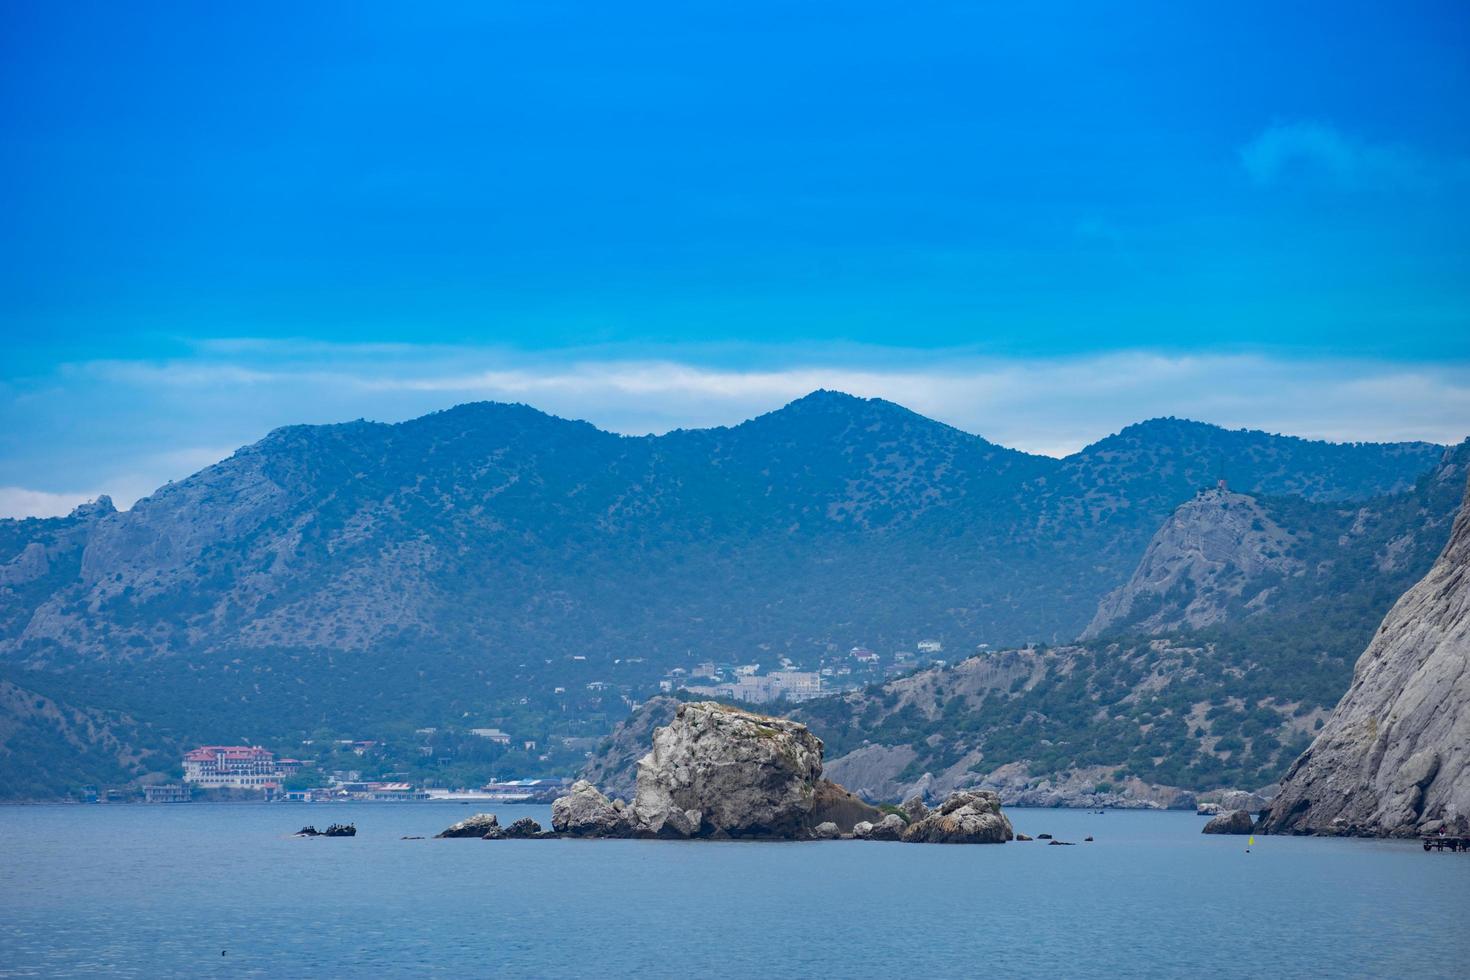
[683,670,823,705]
[182,745,302,790]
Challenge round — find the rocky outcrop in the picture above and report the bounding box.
[1201,809,1254,835]
[900,795,929,823]
[1084,488,1302,639]
[900,790,1013,844]
[1260,475,1470,838]
[503,817,544,839]
[435,813,500,838]
[632,702,823,839]
[852,813,907,841]
[555,701,1015,843]
[577,697,681,801]
[550,780,633,837]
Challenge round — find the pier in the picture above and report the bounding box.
[1421,835,1469,852]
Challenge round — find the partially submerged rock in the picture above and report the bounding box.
[632,702,823,839]
[553,701,1015,844]
[503,817,544,839]
[864,813,907,841]
[577,696,681,801]
[435,813,500,839]
[901,790,1013,844]
[1202,809,1255,835]
[551,780,633,837]
[813,821,841,839]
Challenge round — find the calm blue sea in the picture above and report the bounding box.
[0,803,1464,978]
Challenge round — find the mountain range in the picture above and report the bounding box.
[0,391,1458,799]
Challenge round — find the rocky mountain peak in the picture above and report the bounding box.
[67,495,116,520]
[1082,486,1301,639]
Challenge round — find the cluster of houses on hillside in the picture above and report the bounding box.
[658,640,952,704]
[117,639,968,802]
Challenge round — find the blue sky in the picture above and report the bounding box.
[2,2,1469,515]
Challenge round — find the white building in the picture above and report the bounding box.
[182,746,293,789]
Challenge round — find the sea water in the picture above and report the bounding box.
[0,803,1464,978]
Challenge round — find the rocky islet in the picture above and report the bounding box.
[443,701,1015,843]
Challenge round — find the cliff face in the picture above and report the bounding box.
[1083,488,1301,639]
[1260,475,1470,837]
[578,696,679,801]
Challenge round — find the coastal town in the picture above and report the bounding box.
[98,640,960,804]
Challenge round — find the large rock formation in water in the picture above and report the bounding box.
[632,702,826,838]
[555,700,975,841]
[1259,475,1470,837]
[577,696,680,802]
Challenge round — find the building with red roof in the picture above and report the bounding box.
[182,745,291,789]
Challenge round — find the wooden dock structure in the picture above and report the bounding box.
[1421,835,1469,852]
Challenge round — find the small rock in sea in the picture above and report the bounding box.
[813,821,841,839]
[1201,809,1254,835]
[551,781,632,837]
[901,790,1013,844]
[1015,833,1033,841]
[1047,839,1075,846]
[1037,833,1053,840]
[868,813,907,841]
[436,813,500,838]
[401,835,424,840]
[502,817,544,839]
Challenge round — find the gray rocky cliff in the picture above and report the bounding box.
[901,789,1013,843]
[1083,488,1302,639]
[1259,475,1470,837]
[560,700,1003,841]
[577,696,680,801]
[632,702,824,838]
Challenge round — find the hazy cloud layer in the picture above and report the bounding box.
[1238,121,1443,190]
[2,342,1467,517]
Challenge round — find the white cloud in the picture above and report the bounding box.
[0,486,107,519]
[1239,121,1431,190]
[68,345,1470,451]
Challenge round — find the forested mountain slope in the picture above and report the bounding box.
[0,392,1451,797]
[796,443,1469,805]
